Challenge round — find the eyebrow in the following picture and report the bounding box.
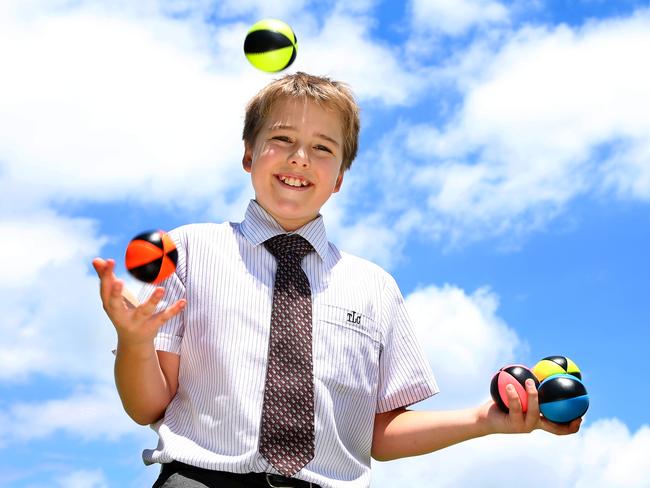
[269,124,341,148]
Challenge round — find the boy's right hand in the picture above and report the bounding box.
[92,257,186,346]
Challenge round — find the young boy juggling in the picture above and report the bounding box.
[93,72,581,488]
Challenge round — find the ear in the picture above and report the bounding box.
[333,170,344,193]
[242,145,253,173]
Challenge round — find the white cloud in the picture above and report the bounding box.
[0,0,436,277]
[328,211,406,268]
[0,212,105,288]
[0,1,426,223]
[2,0,224,21]
[410,0,510,36]
[297,14,426,106]
[405,284,524,409]
[0,382,144,445]
[321,178,414,269]
[215,0,310,19]
[576,419,650,487]
[0,3,646,487]
[373,418,650,488]
[0,212,116,382]
[2,274,647,488]
[0,5,258,210]
[371,283,650,487]
[56,469,109,488]
[364,9,650,246]
[600,140,650,201]
[0,0,437,409]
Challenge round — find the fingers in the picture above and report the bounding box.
[107,278,130,312]
[496,377,583,436]
[136,291,186,330]
[92,257,107,275]
[152,299,187,327]
[94,256,186,343]
[504,383,524,429]
[99,260,132,314]
[94,258,118,305]
[93,257,114,280]
[523,379,583,435]
[523,379,541,431]
[505,379,543,433]
[540,416,583,435]
[135,287,165,318]
[94,258,140,310]
[505,384,522,413]
[568,417,583,433]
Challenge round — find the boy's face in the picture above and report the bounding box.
[243,97,345,231]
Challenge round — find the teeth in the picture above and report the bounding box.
[280,176,308,187]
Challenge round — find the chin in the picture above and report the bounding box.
[273,207,316,230]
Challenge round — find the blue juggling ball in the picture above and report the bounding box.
[538,373,589,423]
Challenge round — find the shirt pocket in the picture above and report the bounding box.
[313,303,381,401]
[317,303,380,340]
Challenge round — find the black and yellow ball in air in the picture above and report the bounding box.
[533,355,582,382]
[125,230,178,284]
[244,19,297,72]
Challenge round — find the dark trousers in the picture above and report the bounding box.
[152,461,321,488]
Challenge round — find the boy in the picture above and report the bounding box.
[93,72,580,488]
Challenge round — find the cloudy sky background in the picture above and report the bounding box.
[1,0,649,486]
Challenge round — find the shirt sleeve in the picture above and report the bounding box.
[136,227,187,355]
[376,274,439,413]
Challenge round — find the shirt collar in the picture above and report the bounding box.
[240,200,330,261]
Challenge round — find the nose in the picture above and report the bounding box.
[290,145,310,168]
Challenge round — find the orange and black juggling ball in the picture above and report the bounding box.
[490,364,540,413]
[125,230,178,284]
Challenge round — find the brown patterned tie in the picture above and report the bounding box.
[260,234,315,477]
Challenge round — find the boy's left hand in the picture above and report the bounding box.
[480,379,582,436]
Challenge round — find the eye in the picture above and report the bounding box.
[271,135,291,142]
[315,144,333,154]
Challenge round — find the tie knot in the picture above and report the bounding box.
[264,234,314,262]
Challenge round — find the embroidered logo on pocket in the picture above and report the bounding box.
[347,310,362,325]
[318,303,379,341]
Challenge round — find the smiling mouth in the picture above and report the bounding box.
[277,175,311,188]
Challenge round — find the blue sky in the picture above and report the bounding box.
[1,0,649,486]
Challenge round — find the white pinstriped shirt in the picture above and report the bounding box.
[140,200,438,488]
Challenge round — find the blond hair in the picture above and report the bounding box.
[243,72,360,172]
